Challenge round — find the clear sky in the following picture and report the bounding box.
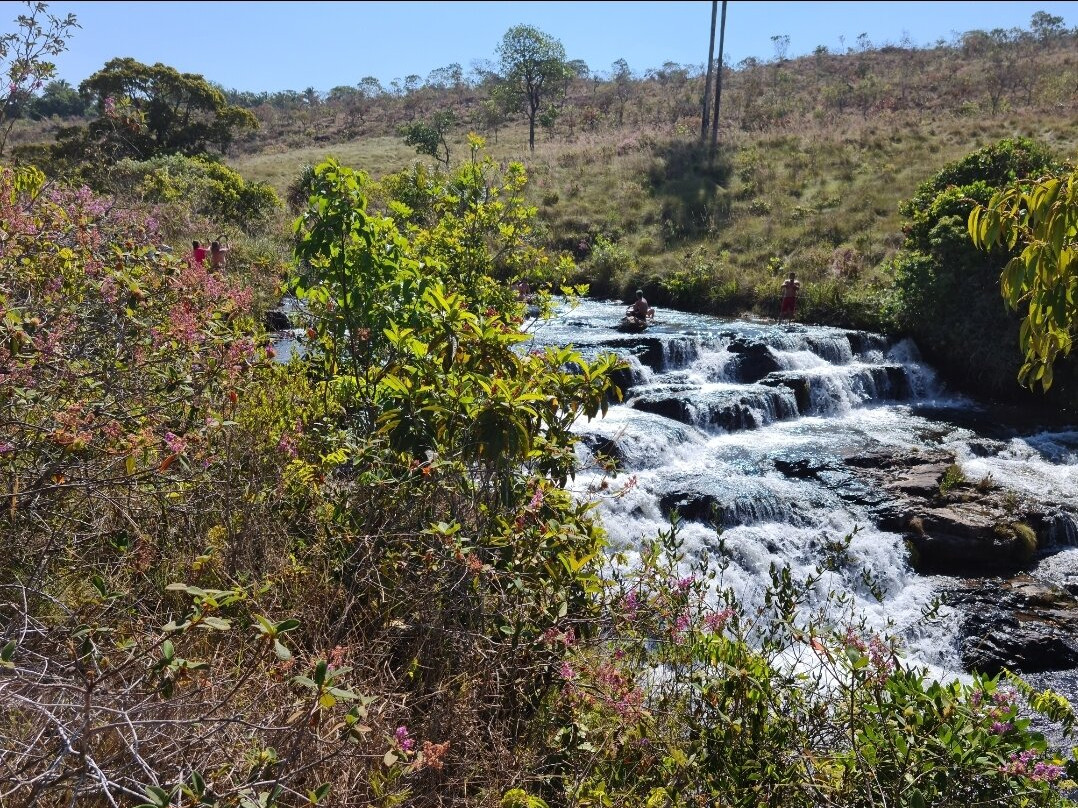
[27,1,1078,94]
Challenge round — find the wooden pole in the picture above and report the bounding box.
[709,0,728,156]
[701,0,718,142]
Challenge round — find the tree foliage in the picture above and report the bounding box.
[78,57,257,160]
[28,77,86,119]
[890,137,1067,401]
[496,24,571,152]
[398,110,456,168]
[0,0,79,154]
[106,153,281,231]
[969,167,1078,390]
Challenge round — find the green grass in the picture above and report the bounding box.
[225,67,1078,328]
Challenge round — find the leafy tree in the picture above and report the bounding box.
[891,137,1068,401]
[398,110,456,168]
[357,75,383,97]
[477,89,512,142]
[1030,10,1066,46]
[78,57,257,160]
[611,58,633,126]
[29,77,86,119]
[426,62,463,90]
[496,24,571,152]
[0,1,79,154]
[969,167,1078,391]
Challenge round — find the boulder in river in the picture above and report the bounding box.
[950,576,1078,676]
[726,338,782,383]
[264,309,293,331]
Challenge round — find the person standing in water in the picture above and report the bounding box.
[778,272,800,324]
[210,239,229,270]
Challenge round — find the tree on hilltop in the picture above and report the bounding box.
[497,24,571,152]
[78,57,257,160]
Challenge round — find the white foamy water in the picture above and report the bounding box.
[550,299,1077,679]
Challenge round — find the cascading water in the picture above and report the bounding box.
[524,299,1078,679]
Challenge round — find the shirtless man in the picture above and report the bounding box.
[627,290,654,320]
[778,272,800,324]
[209,239,229,269]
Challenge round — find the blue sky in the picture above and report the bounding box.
[30,1,1078,94]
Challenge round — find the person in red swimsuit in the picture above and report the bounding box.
[190,241,208,266]
[779,272,800,324]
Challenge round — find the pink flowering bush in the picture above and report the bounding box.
[531,520,1078,808]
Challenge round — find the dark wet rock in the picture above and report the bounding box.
[950,576,1078,675]
[616,316,649,333]
[599,336,665,371]
[847,330,892,356]
[657,486,804,529]
[607,367,637,401]
[629,384,798,432]
[727,339,782,383]
[772,454,836,479]
[629,392,692,423]
[264,309,293,331]
[832,448,1058,575]
[760,372,812,414]
[578,434,623,465]
[816,471,892,508]
[904,505,1034,575]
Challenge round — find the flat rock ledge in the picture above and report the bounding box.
[774,448,1073,577]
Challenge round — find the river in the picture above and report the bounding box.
[524,299,1078,684]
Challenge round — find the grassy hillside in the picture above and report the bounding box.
[221,24,1078,337]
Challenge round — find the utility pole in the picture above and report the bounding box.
[701,0,718,142]
[709,0,728,157]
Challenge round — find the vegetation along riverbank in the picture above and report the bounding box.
[2,2,1078,805]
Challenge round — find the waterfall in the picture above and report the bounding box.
[534,299,1077,677]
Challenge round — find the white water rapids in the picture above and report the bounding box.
[522,299,1078,679]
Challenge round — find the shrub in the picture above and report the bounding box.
[939,463,967,496]
[540,522,1078,808]
[106,153,282,231]
[586,234,638,296]
[891,137,1072,403]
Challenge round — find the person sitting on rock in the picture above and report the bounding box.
[627,290,655,320]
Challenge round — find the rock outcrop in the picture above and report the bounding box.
[950,576,1078,675]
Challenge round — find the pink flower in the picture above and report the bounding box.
[528,488,544,510]
[559,662,576,681]
[163,432,187,454]
[1032,762,1064,782]
[703,608,733,633]
[672,611,691,642]
[674,575,694,593]
[394,725,415,752]
[277,433,298,458]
